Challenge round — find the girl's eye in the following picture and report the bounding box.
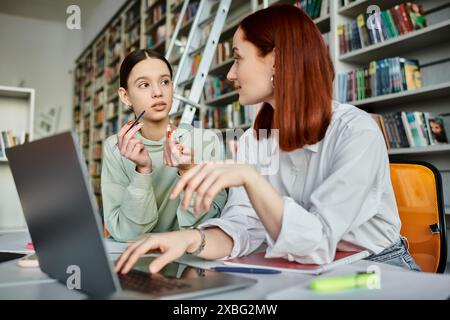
[138,82,149,88]
[161,79,170,86]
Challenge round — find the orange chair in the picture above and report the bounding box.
[389,160,447,273]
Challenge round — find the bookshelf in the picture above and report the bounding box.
[0,85,35,231]
[73,0,450,244]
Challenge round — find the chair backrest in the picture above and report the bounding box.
[389,160,447,273]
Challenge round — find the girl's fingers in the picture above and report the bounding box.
[130,142,143,160]
[124,138,139,157]
[163,140,174,166]
[170,162,206,200]
[117,121,134,148]
[121,123,143,152]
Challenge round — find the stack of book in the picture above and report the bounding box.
[371,112,449,149]
[338,2,427,55]
[338,56,422,103]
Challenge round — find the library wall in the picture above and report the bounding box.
[0,12,82,137]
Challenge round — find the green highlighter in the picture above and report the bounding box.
[310,272,380,293]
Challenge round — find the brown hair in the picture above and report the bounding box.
[239,4,334,152]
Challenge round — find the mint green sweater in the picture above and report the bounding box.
[101,126,227,242]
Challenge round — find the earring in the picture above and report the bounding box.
[271,75,275,88]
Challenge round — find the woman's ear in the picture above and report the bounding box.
[267,48,276,75]
[118,87,132,107]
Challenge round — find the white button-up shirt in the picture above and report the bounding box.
[200,101,401,264]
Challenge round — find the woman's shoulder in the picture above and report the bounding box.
[330,101,379,135]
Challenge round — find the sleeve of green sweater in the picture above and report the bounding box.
[101,137,159,242]
[175,128,227,229]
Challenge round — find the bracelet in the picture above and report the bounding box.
[187,227,206,256]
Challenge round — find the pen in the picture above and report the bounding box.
[309,272,380,293]
[210,267,281,274]
[115,110,146,148]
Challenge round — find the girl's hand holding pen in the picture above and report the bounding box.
[163,125,195,175]
[117,121,152,174]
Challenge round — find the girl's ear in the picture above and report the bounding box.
[118,87,132,107]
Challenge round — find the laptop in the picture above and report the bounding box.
[5,131,256,299]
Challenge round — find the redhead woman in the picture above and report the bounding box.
[115,4,420,273]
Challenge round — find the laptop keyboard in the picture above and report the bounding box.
[118,269,191,294]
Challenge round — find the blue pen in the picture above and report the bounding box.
[211,266,281,274]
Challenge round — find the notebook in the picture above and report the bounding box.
[224,250,371,275]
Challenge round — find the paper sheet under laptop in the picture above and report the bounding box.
[0,231,130,255]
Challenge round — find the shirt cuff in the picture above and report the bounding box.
[198,218,245,259]
[264,196,323,262]
[129,168,153,190]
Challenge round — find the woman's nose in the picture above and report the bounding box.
[227,64,237,82]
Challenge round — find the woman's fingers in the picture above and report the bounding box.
[181,163,214,211]
[148,247,184,274]
[194,171,220,214]
[170,162,206,199]
[115,237,147,272]
[120,238,161,274]
[202,176,226,213]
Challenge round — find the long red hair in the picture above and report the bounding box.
[240,4,334,152]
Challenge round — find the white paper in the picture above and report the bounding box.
[103,238,129,254]
[266,264,450,300]
[0,231,33,254]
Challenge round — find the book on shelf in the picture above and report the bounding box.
[146,1,166,26]
[146,25,166,48]
[338,2,427,55]
[106,102,119,120]
[170,1,199,32]
[106,120,119,138]
[370,112,449,150]
[216,38,233,65]
[296,0,330,20]
[125,1,140,30]
[92,176,101,194]
[338,56,422,103]
[95,108,105,126]
[203,102,256,130]
[0,132,5,158]
[89,162,102,176]
[0,130,30,156]
[203,75,234,101]
[191,53,202,77]
[92,143,103,161]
